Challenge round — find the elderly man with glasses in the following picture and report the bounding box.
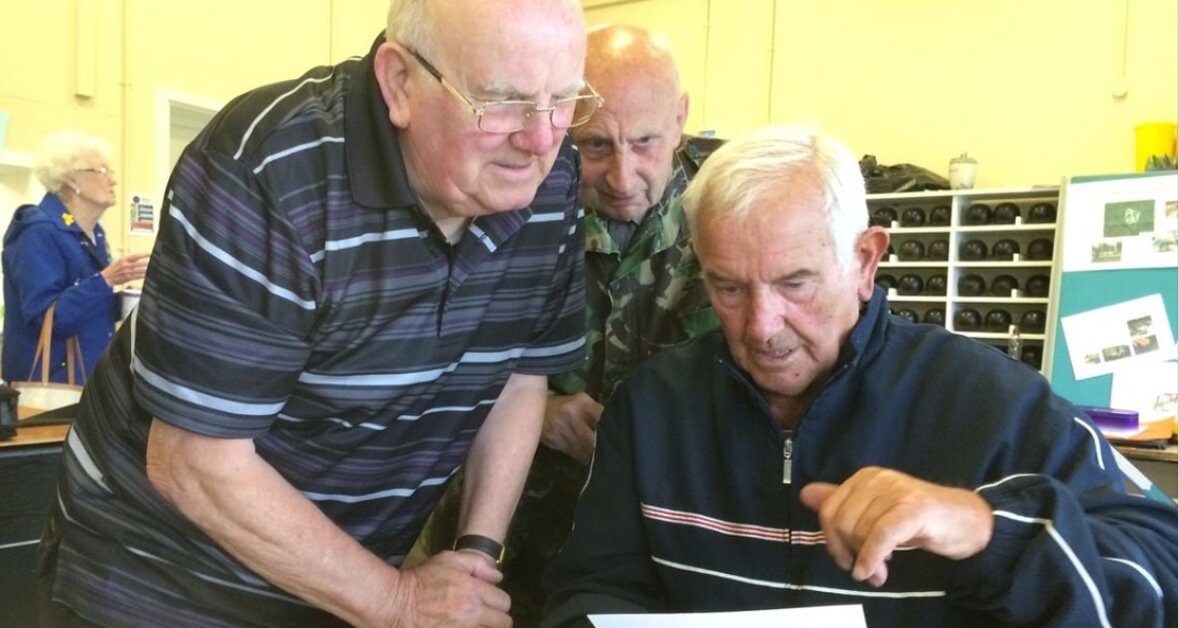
[416,24,723,628]
[39,1,591,626]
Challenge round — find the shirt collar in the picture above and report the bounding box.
[345,33,418,210]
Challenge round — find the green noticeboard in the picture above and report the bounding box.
[1047,171,1179,408]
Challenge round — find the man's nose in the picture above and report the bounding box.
[511,111,558,155]
[605,149,637,192]
[745,290,784,341]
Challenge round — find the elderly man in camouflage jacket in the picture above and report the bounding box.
[417,24,722,627]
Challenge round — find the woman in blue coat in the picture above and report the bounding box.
[2,131,149,383]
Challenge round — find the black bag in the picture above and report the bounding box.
[859,154,950,194]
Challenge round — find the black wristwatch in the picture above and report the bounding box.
[453,534,505,567]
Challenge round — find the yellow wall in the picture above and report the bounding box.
[1,0,1175,255]
[0,0,390,256]
[585,0,1178,188]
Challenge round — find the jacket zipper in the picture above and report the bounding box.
[782,430,794,485]
[782,428,795,606]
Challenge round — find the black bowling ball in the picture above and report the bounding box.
[871,206,898,227]
[1027,202,1057,224]
[897,240,926,261]
[958,273,986,296]
[1020,309,1046,332]
[900,207,926,227]
[927,238,949,260]
[928,205,951,226]
[991,238,1021,260]
[954,308,982,331]
[1021,345,1043,368]
[985,308,1013,331]
[875,273,897,291]
[992,202,1021,224]
[964,203,993,225]
[1025,274,1050,297]
[959,239,988,260]
[1027,238,1054,260]
[895,308,920,324]
[926,273,947,295]
[897,273,925,295]
[923,309,946,326]
[991,274,1019,295]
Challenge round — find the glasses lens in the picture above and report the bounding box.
[550,99,582,129]
[566,95,601,129]
[479,102,533,133]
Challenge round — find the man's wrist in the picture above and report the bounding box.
[453,534,505,567]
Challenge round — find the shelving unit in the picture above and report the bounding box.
[868,185,1063,372]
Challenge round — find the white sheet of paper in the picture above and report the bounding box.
[588,604,866,628]
[1110,360,1179,423]
[1060,294,1176,380]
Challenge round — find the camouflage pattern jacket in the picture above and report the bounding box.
[499,137,723,627]
[549,135,722,400]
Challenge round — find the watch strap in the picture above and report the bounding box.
[453,534,505,567]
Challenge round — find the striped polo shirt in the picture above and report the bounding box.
[43,37,585,626]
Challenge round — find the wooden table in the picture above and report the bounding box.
[0,423,70,448]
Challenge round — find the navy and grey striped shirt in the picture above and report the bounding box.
[43,38,585,626]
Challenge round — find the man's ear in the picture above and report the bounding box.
[854,226,890,301]
[374,42,413,128]
[675,92,689,134]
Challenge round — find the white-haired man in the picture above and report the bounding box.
[543,125,1178,628]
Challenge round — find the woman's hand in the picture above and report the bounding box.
[101,253,150,287]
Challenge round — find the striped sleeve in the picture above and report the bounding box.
[132,143,319,438]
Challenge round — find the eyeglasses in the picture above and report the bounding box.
[406,48,604,134]
[78,166,113,177]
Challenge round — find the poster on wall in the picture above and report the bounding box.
[1059,174,1178,272]
[129,194,155,235]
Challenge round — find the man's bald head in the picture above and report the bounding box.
[574,25,688,222]
[585,25,681,105]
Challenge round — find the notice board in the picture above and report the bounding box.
[1046,171,1178,409]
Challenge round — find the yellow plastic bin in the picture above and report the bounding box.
[1134,122,1177,171]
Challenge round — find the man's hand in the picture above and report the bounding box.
[540,393,603,464]
[386,550,511,627]
[101,253,150,287]
[799,467,994,588]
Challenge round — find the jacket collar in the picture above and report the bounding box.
[585,157,689,256]
[39,193,96,236]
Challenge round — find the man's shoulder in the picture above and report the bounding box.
[198,58,359,163]
[872,309,1051,398]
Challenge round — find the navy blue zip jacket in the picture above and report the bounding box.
[544,288,1177,628]
[2,193,116,383]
